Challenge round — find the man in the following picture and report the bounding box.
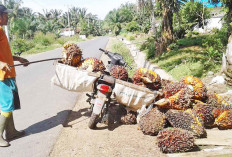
[0,4,29,147]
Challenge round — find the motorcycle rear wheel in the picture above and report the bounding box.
[88,113,99,129]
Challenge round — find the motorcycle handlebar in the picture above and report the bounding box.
[99,48,132,69]
[99,48,108,54]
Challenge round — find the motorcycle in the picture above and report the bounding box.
[86,48,132,129]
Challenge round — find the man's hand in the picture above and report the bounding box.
[18,57,29,66]
[0,61,11,71]
[13,56,29,66]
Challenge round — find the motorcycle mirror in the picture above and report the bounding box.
[14,51,23,56]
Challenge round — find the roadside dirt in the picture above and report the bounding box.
[49,93,165,157]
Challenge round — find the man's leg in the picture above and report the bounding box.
[5,112,25,141]
[0,112,10,147]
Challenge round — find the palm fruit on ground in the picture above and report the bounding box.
[206,92,230,107]
[213,106,232,119]
[78,58,106,73]
[181,75,207,101]
[132,68,161,90]
[156,86,194,110]
[205,93,232,118]
[110,65,128,81]
[192,102,215,127]
[163,82,186,98]
[120,110,137,125]
[157,128,195,153]
[215,110,232,129]
[161,79,173,88]
[139,108,166,136]
[165,109,206,138]
[62,43,82,67]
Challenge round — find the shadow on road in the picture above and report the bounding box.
[13,106,127,141]
[21,108,90,138]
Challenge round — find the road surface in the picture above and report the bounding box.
[0,37,109,157]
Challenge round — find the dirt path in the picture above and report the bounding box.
[49,94,165,157]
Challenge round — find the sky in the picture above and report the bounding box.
[21,0,136,20]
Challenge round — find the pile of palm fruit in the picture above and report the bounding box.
[60,45,232,153]
[61,43,106,73]
[138,75,232,153]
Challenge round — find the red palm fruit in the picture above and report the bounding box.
[132,68,161,90]
[157,128,195,153]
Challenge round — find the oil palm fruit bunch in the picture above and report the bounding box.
[120,110,137,125]
[192,102,215,127]
[181,75,207,101]
[163,82,186,98]
[110,65,128,81]
[157,128,195,153]
[156,86,194,110]
[78,58,106,73]
[62,43,82,67]
[161,79,173,88]
[213,105,232,119]
[206,92,230,107]
[165,109,206,138]
[132,68,161,90]
[215,110,232,129]
[139,108,166,136]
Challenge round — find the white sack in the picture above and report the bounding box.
[51,63,97,92]
[113,83,157,111]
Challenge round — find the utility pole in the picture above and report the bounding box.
[2,0,10,42]
[67,6,71,37]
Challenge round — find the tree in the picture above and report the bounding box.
[211,0,232,37]
[105,9,122,35]
[155,0,187,55]
[173,1,211,38]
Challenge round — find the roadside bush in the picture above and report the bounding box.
[34,32,56,46]
[202,27,228,61]
[126,34,135,41]
[57,37,68,45]
[11,39,35,53]
[140,37,156,59]
[168,43,179,51]
[126,21,140,32]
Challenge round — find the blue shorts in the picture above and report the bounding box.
[0,78,20,112]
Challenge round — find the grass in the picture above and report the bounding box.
[133,30,227,81]
[151,48,221,80]
[108,38,136,77]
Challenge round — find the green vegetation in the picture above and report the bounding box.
[137,26,228,80]
[110,39,136,77]
[11,33,84,55]
[0,0,104,55]
[151,48,221,80]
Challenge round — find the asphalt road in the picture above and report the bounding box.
[0,36,109,157]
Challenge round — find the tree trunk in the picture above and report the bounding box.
[226,2,232,37]
[222,35,232,86]
[150,0,157,35]
[155,0,174,56]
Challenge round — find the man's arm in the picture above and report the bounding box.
[13,56,29,66]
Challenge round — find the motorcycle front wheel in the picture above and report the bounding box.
[88,113,99,129]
